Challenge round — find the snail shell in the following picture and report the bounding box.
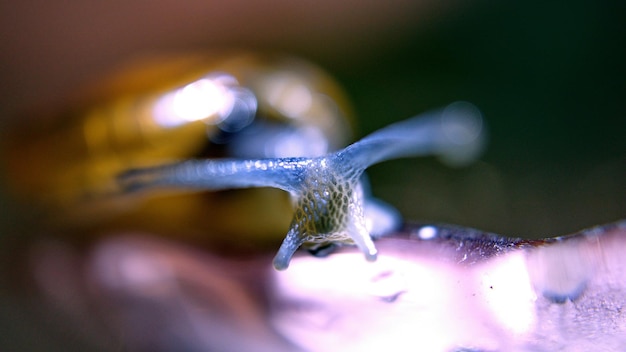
[2,52,353,246]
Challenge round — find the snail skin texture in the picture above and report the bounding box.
[119,102,486,270]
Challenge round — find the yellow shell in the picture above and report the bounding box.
[2,52,354,246]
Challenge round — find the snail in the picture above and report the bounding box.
[3,52,624,351]
[118,102,485,270]
[1,52,355,243]
[1,52,486,262]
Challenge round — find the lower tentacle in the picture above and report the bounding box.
[348,221,378,262]
[273,228,305,270]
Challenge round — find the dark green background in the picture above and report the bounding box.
[315,0,625,237]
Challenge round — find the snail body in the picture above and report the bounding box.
[119,102,485,269]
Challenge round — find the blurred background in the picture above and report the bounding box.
[1,0,624,239]
[0,0,625,349]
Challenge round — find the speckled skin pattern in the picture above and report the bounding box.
[119,102,485,270]
[273,157,376,270]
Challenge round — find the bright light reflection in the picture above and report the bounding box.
[118,253,173,287]
[478,252,537,335]
[92,242,175,293]
[415,226,437,240]
[153,74,238,128]
[265,73,313,119]
[270,126,328,158]
[272,253,470,352]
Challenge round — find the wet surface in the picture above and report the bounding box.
[3,221,624,351]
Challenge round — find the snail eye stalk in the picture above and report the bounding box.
[118,102,486,270]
